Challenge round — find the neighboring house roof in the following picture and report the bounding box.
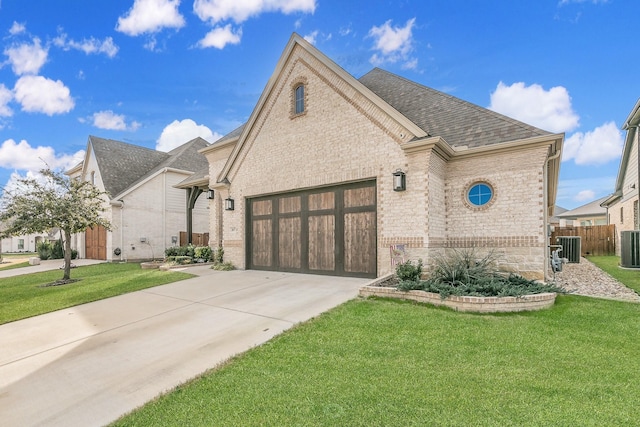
[549,205,568,224]
[85,135,210,198]
[176,165,209,188]
[358,68,551,148]
[213,124,245,146]
[601,98,640,207]
[556,197,608,219]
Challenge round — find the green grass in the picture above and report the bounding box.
[587,255,640,294]
[0,261,30,271]
[0,263,193,324]
[1,252,37,258]
[112,295,640,426]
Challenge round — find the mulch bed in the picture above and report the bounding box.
[40,279,80,287]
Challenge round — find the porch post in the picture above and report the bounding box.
[186,187,203,245]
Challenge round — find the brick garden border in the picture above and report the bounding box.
[359,274,557,313]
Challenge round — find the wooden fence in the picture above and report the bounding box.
[179,232,210,247]
[550,224,616,256]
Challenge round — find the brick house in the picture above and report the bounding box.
[67,136,210,261]
[200,34,564,280]
[601,98,640,255]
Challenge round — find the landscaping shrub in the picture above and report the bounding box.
[165,246,179,257]
[212,261,235,271]
[52,239,64,259]
[395,259,423,282]
[194,246,212,262]
[37,241,52,260]
[397,249,564,299]
[214,246,224,264]
[174,256,192,265]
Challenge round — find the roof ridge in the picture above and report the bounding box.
[361,68,550,137]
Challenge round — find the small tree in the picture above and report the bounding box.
[0,168,111,282]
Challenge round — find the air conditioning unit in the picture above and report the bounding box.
[557,236,581,263]
[620,231,640,268]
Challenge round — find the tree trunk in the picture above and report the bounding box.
[63,229,72,281]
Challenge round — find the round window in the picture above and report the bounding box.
[467,183,493,207]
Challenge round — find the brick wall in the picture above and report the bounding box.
[208,45,553,279]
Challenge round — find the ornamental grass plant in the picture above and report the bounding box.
[397,249,564,298]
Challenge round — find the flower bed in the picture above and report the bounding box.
[359,274,557,313]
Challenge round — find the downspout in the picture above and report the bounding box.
[115,199,125,261]
[163,171,167,255]
[544,147,562,280]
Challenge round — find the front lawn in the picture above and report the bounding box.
[0,261,30,271]
[113,295,640,426]
[587,255,640,294]
[0,263,193,324]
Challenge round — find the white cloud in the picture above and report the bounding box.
[156,119,221,152]
[562,121,623,165]
[368,18,417,69]
[53,33,119,58]
[197,25,242,49]
[556,176,615,209]
[0,138,84,172]
[574,189,595,202]
[0,84,13,117]
[13,75,74,115]
[193,0,316,24]
[4,37,48,75]
[91,110,141,131]
[303,30,318,45]
[9,22,26,36]
[116,0,185,36]
[488,81,580,133]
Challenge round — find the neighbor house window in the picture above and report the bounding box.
[621,207,624,224]
[18,239,24,250]
[91,171,95,185]
[467,182,493,207]
[634,200,638,229]
[294,84,305,114]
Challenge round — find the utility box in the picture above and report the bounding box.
[557,236,581,263]
[620,231,640,268]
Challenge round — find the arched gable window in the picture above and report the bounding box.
[294,84,305,114]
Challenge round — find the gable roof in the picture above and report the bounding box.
[358,68,550,148]
[86,136,210,198]
[556,197,608,219]
[216,33,428,181]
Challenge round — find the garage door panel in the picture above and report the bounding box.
[344,212,376,274]
[308,191,334,211]
[248,181,376,278]
[279,196,301,214]
[279,217,301,269]
[308,215,335,271]
[252,219,273,268]
[344,186,376,208]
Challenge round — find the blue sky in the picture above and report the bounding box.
[0,0,636,209]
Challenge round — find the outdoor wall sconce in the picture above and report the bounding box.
[392,169,406,192]
[207,189,215,199]
[225,197,235,211]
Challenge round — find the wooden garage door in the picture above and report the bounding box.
[247,181,377,278]
[85,225,107,260]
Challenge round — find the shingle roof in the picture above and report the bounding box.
[358,68,550,148]
[211,123,245,145]
[556,197,608,219]
[88,136,210,198]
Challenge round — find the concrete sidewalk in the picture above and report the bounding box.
[0,258,105,278]
[0,267,368,427]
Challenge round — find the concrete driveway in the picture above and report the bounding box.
[0,266,368,427]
